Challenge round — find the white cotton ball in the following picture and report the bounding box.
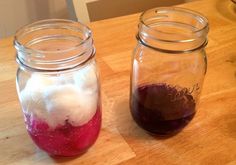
[25,74,56,90]
[43,85,97,127]
[58,73,74,85]
[73,61,98,94]
[19,62,99,128]
[69,88,98,126]
[20,89,44,115]
[19,74,55,116]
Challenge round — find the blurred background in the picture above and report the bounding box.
[0,0,195,38]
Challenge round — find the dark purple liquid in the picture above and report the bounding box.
[130,84,196,135]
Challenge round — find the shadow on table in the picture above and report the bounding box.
[50,151,87,163]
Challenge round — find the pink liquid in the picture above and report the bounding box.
[25,108,101,156]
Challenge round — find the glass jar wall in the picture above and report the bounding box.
[15,19,101,156]
[130,7,209,135]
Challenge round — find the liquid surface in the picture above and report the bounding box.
[130,84,196,135]
[25,108,101,156]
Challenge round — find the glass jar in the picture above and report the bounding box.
[130,7,209,136]
[14,19,101,156]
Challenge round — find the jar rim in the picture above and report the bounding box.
[14,19,95,71]
[140,7,209,38]
[14,19,92,54]
[138,7,209,53]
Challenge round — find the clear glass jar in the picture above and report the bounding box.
[14,19,101,156]
[130,7,209,136]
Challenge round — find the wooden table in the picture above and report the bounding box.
[0,0,236,164]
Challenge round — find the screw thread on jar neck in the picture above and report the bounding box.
[138,7,209,53]
[14,19,95,71]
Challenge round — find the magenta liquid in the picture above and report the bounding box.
[130,84,196,135]
[25,108,101,156]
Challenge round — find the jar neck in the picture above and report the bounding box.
[137,7,209,53]
[14,19,95,71]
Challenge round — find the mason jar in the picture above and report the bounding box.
[130,7,209,136]
[14,19,101,156]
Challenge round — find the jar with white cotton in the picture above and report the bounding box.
[14,19,101,156]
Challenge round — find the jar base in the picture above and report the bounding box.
[131,111,195,136]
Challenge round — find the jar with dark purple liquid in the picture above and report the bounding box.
[130,7,209,135]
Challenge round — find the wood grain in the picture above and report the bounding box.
[0,0,236,164]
